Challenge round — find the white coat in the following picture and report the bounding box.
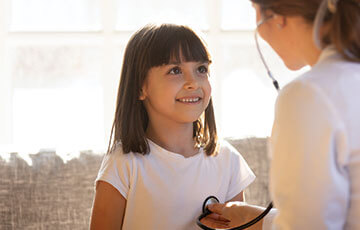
[264,47,360,230]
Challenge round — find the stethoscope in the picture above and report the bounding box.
[197,16,279,230]
[197,196,273,230]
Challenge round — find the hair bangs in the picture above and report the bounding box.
[148,25,211,68]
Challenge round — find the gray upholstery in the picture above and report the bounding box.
[0,138,270,229]
[227,138,271,206]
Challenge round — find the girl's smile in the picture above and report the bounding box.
[176,96,202,104]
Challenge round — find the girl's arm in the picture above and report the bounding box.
[90,181,127,230]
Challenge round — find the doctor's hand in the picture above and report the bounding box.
[199,212,231,229]
[201,201,265,230]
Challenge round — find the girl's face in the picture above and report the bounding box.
[140,55,211,126]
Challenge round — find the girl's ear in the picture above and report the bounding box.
[139,88,147,100]
[139,73,149,100]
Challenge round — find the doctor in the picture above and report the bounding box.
[202,0,360,229]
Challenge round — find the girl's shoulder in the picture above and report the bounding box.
[102,142,140,165]
[216,139,243,159]
[215,139,255,180]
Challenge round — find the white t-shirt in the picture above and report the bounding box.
[263,47,360,229]
[95,139,255,230]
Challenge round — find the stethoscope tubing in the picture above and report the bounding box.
[255,15,280,92]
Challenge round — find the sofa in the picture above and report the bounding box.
[0,138,270,229]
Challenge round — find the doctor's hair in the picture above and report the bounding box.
[107,24,218,156]
[251,0,360,62]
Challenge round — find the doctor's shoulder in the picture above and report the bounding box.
[276,50,358,106]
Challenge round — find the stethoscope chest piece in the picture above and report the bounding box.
[202,196,219,213]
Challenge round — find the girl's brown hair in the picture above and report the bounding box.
[108,24,218,156]
[251,0,360,62]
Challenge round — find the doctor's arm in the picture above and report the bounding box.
[268,81,349,229]
[90,181,127,230]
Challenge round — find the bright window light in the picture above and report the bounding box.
[220,69,277,138]
[221,0,256,30]
[10,0,102,31]
[12,87,105,152]
[116,0,209,30]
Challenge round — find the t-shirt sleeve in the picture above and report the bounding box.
[224,141,256,201]
[94,147,134,199]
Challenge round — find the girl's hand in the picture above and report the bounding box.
[201,202,265,230]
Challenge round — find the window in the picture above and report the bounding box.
[10,0,101,31]
[0,0,306,160]
[116,0,209,31]
[221,0,256,30]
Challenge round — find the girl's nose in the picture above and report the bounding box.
[184,72,199,90]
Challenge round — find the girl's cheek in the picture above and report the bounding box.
[206,81,212,97]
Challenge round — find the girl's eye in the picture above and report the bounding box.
[168,67,182,75]
[198,65,208,74]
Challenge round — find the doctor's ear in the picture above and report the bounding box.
[273,14,287,29]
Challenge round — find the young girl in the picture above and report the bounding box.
[90,24,255,230]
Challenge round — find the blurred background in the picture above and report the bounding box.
[0,1,312,228]
[0,0,307,162]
